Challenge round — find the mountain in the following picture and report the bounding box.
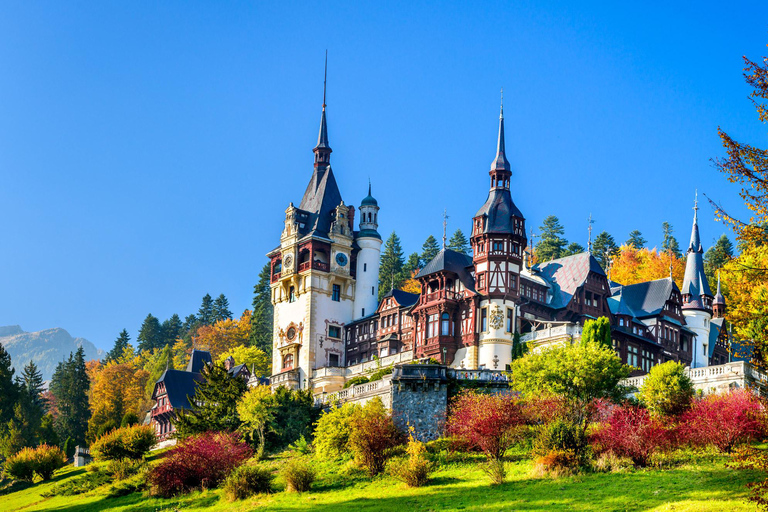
[0,325,104,381]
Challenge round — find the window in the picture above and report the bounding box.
[328,353,339,367]
[362,308,365,316]
[363,263,367,271]
[481,308,488,332]
[619,318,624,327]
[478,273,486,289]
[372,286,375,296]
[427,314,438,339]
[289,286,296,303]
[332,284,341,302]
[282,353,294,370]
[506,308,513,333]
[628,346,638,367]
[493,241,503,251]
[328,325,341,339]
[441,313,450,336]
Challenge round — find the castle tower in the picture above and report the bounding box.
[268,67,356,391]
[353,182,382,319]
[713,271,726,319]
[470,93,527,370]
[681,194,714,368]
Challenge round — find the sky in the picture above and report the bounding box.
[1,1,766,351]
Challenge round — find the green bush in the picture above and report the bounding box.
[281,458,315,492]
[96,420,118,440]
[105,458,144,480]
[288,435,312,455]
[91,424,156,461]
[4,444,66,482]
[62,437,75,459]
[224,463,274,500]
[121,412,140,427]
[388,437,434,487]
[533,419,588,458]
[368,366,393,382]
[638,361,694,417]
[3,448,36,481]
[348,398,404,476]
[343,376,369,388]
[314,402,360,460]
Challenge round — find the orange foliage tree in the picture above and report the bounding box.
[87,360,150,441]
[609,245,686,286]
[194,310,252,360]
[400,269,422,295]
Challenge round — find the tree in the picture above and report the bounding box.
[625,230,646,249]
[173,362,248,439]
[347,398,403,476]
[447,229,470,255]
[661,222,682,258]
[236,385,274,458]
[592,231,619,270]
[610,246,686,287]
[161,314,184,348]
[213,294,233,322]
[17,361,45,445]
[420,235,440,267]
[105,329,131,363]
[137,314,163,353]
[581,317,612,348]
[198,294,215,325]
[217,345,271,378]
[251,263,274,356]
[87,361,150,441]
[195,310,252,360]
[142,345,174,399]
[400,252,422,294]
[536,216,567,262]
[261,386,318,452]
[49,347,91,447]
[379,231,405,300]
[563,242,585,257]
[704,234,734,285]
[638,361,694,418]
[0,343,18,427]
[511,332,528,361]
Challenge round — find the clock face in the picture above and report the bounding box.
[284,254,294,268]
[335,253,348,266]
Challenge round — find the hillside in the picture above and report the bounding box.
[0,325,103,381]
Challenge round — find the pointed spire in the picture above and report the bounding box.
[491,88,510,172]
[587,213,594,254]
[688,190,701,253]
[716,270,721,295]
[314,51,331,153]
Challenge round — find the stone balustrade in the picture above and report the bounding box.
[521,323,582,344]
[621,361,764,395]
[315,374,393,406]
[447,368,510,383]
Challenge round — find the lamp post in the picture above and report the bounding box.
[442,346,447,365]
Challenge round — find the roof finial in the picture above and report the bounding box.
[587,213,594,254]
[368,177,371,197]
[716,269,722,294]
[322,49,327,111]
[500,87,504,119]
[442,209,449,249]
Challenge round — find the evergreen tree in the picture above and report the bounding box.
[198,294,215,325]
[50,348,90,446]
[250,263,274,356]
[447,229,470,255]
[213,294,233,322]
[582,317,612,349]
[105,329,131,363]
[511,332,528,362]
[0,343,18,427]
[536,215,568,262]
[704,234,735,285]
[563,242,585,256]
[144,345,174,398]
[379,231,405,300]
[21,361,44,416]
[161,314,183,347]
[420,235,440,267]
[593,231,619,270]
[662,222,682,258]
[626,230,647,249]
[37,413,59,447]
[183,314,198,333]
[172,362,248,438]
[402,252,421,279]
[137,314,163,353]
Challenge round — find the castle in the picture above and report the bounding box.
[267,86,731,394]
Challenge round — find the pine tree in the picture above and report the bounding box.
[21,361,44,416]
[592,231,619,270]
[213,294,233,322]
[144,345,174,398]
[536,216,568,262]
[704,234,735,285]
[379,231,405,300]
[563,242,585,256]
[137,314,163,353]
[172,362,248,438]
[626,230,646,249]
[161,314,183,347]
[662,222,682,258]
[447,229,470,255]
[250,263,274,357]
[50,348,90,446]
[0,343,17,427]
[198,294,215,325]
[183,314,198,333]
[105,329,131,363]
[402,252,421,278]
[420,235,440,267]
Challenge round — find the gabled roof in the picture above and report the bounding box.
[532,252,605,309]
[610,277,678,317]
[382,289,419,308]
[154,369,204,410]
[415,249,476,292]
[186,349,212,373]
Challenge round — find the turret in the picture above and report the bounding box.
[354,182,382,319]
[713,271,726,318]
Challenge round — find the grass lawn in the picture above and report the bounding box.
[0,450,763,512]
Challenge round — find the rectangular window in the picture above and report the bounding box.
[289,286,296,303]
[481,308,487,332]
[328,353,339,367]
[507,308,514,333]
[364,263,367,272]
[332,284,341,302]
[372,286,375,296]
[328,325,341,339]
[428,314,438,339]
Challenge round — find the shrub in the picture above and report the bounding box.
[388,433,434,487]
[105,458,144,480]
[348,398,404,476]
[314,402,360,460]
[96,420,119,440]
[288,435,312,455]
[224,463,274,501]
[368,367,393,382]
[121,412,140,427]
[680,389,766,452]
[92,424,156,461]
[4,444,66,482]
[638,361,694,417]
[593,452,634,473]
[343,376,369,388]
[281,458,315,492]
[62,437,75,459]
[148,431,253,497]
[591,406,668,467]
[533,449,581,477]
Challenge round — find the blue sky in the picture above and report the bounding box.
[0,1,765,351]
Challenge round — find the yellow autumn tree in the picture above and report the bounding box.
[610,245,685,286]
[217,345,272,378]
[400,269,422,295]
[194,310,252,360]
[87,360,150,441]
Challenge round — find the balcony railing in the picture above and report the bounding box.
[448,368,510,383]
[270,369,301,386]
[423,290,460,303]
[316,374,393,406]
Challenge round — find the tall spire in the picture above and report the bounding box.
[682,190,713,309]
[314,51,331,156]
[491,88,511,173]
[688,190,701,252]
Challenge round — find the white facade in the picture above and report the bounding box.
[683,309,712,368]
[476,299,515,370]
[354,237,382,319]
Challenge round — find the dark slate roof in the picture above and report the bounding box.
[713,274,726,305]
[315,108,329,150]
[474,189,524,234]
[383,289,419,308]
[228,363,247,377]
[415,249,476,292]
[681,208,712,301]
[709,318,725,358]
[297,165,343,238]
[610,277,677,317]
[154,369,204,410]
[532,252,605,309]
[491,106,510,172]
[186,349,212,373]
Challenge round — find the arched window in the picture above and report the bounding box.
[441,313,450,336]
[283,353,294,370]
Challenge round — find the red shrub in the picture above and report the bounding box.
[680,389,766,453]
[149,431,253,497]
[591,405,669,466]
[446,391,526,460]
[348,400,404,476]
